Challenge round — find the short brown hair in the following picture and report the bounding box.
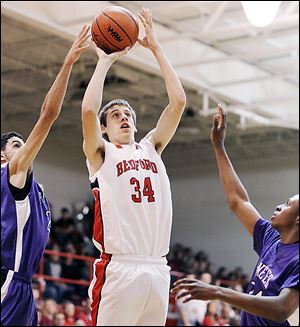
[99,99,137,127]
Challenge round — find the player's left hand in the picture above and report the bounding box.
[65,25,91,65]
[211,104,227,148]
[138,8,160,52]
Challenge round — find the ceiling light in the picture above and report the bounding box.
[242,1,281,27]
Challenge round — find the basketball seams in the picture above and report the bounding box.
[94,16,122,51]
[103,12,134,46]
[117,8,139,34]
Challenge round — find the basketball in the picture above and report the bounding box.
[91,6,139,54]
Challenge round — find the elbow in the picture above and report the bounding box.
[263,303,290,323]
[40,108,59,123]
[170,94,186,110]
[82,106,97,118]
[273,306,294,323]
[176,93,187,108]
[272,313,287,323]
[227,196,240,211]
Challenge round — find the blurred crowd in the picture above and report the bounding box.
[34,204,249,326]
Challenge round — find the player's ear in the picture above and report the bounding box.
[1,150,7,162]
[134,125,137,133]
[101,125,107,135]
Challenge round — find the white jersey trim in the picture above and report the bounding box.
[14,197,31,272]
[1,270,14,303]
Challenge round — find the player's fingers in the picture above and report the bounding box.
[79,44,90,52]
[79,24,89,38]
[212,115,219,129]
[81,33,92,44]
[176,290,192,300]
[173,278,195,286]
[183,294,195,303]
[217,104,226,125]
[138,13,147,27]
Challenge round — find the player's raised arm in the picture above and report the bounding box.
[8,25,90,188]
[81,43,129,174]
[211,105,260,235]
[138,8,186,155]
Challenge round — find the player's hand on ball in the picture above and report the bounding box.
[91,41,130,63]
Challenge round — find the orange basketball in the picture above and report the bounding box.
[91,6,139,54]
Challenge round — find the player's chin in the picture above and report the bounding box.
[270,219,279,230]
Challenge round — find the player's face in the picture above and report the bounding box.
[271,194,299,230]
[1,137,24,162]
[102,105,137,144]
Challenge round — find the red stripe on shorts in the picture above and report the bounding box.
[91,253,112,325]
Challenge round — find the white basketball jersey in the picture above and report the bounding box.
[88,138,172,256]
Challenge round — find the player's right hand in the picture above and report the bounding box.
[91,41,129,63]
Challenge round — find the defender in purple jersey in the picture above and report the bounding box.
[1,26,90,326]
[171,105,299,326]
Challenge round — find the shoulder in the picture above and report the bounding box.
[254,218,279,240]
[139,138,158,153]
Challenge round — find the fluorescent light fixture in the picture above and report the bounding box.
[242,1,281,27]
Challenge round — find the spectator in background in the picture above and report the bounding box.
[43,244,65,303]
[202,300,225,326]
[53,312,66,326]
[221,302,240,326]
[51,207,76,248]
[40,299,57,326]
[63,300,76,326]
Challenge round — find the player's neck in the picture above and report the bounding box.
[111,138,135,146]
[279,228,299,244]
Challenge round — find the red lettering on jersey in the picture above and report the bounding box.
[139,159,145,169]
[116,162,123,177]
[128,159,136,170]
[135,160,140,171]
[116,159,158,176]
[151,162,158,173]
[123,160,130,173]
[144,159,151,170]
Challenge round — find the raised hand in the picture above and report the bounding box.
[138,7,160,52]
[91,41,130,64]
[211,104,227,147]
[65,25,91,65]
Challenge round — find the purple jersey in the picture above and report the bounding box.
[1,163,51,325]
[240,218,299,326]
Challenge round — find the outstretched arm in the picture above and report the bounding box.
[9,25,90,188]
[211,105,260,235]
[139,8,186,155]
[81,44,129,174]
[171,279,299,323]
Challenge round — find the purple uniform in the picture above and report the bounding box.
[1,163,51,326]
[241,218,299,326]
